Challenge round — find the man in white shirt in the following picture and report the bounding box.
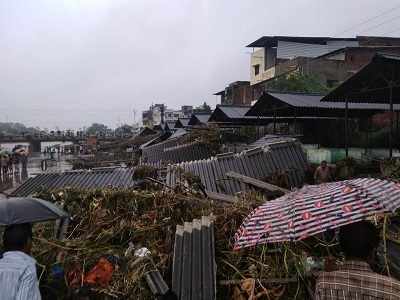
[0,223,41,300]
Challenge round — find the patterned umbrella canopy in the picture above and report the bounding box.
[234,178,400,250]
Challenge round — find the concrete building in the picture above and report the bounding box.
[142,105,193,128]
[247,35,400,86]
[142,104,165,128]
[214,81,253,106]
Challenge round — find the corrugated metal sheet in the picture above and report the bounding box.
[169,128,187,139]
[268,92,400,110]
[246,36,358,48]
[172,216,216,300]
[166,138,308,194]
[141,131,213,164]
[175,118,190,128]
[10,168,136,197]
[215,106,250,119]
[145,270,170,297]
[277,40,359,59]
[188,114,211,126]
[249,135,297,148]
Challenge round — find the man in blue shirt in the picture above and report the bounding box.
[0,223,41,300]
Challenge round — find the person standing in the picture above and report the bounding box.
[314,161,333,184]
[20,152,28,173]
[315,221,400,299]
[0,223,41,300]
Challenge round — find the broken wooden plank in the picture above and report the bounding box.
[225,171,290,194]
[205,190,236,203]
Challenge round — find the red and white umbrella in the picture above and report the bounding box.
[234,178,400,250]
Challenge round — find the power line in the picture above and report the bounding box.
[333,3,400,36]
[358,14,400,35]
[381,25,400,36]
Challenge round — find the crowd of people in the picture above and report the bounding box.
[0,148,28,183]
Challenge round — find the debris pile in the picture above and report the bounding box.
[30,188,316,299]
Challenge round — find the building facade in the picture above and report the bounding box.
[142,104,164,128]
[142,105,193,128]
[248,35,400,86]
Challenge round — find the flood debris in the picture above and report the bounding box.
[6,134,339,299]
[27,186,314,299]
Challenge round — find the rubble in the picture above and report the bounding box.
[8,134,335,299]
[29,187,314,299]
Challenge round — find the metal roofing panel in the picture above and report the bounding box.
[10,168,137,196]
[216,106,250,119]
[269,92,400,110]
[172,217,216,300]
[166,138,309,194]
[176,118,190,127]
[246,35,358,48]
[195,114,211,124]
[277,40,358,59]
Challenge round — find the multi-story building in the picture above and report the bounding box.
[142,105,193,128]
[248,35,400,86]
[246,35,400,102]
[142,104,165,128]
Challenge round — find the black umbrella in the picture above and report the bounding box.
[0,197,69,226]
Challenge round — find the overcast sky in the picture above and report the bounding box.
[1,0,400,129]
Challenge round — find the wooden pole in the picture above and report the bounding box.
[397,111,399,151]
[345,97,349,158]
[367,117,371,155]
[390,83,394,158]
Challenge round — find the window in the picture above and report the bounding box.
[264,47,277,70]
[254,64,260,75]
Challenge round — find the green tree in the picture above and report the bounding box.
[266,72,330,94]
[0,122,40,136]
[194,102,212,113]
[86,123,109,135]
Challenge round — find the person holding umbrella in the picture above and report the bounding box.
[0,197,69,300]
[0,223,41,300]
[315,221,400,299]
[234,178,400,298]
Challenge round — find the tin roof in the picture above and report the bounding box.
[10,168,136,197]
[188,114,211,126]
[249,135,297,148]
[246,36,357,48]
[246,91,400,117]
[175,118,190,128]
[208,105,276,126]
[268,92,400,109]
[141,130,212,164]
[166,137,308,194]
[210,106,250,120]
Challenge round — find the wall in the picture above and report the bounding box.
[222,82,253,106]
[250,48,271,84]
[300,47,400,86]
[277,40,359,59]
[250,39,359,85]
